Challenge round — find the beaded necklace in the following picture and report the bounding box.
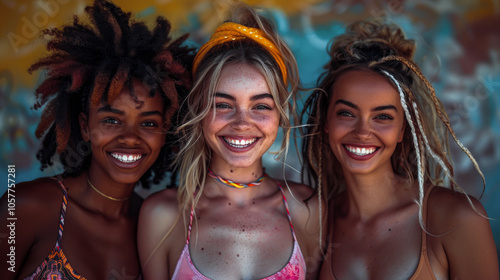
[208,169,266,189]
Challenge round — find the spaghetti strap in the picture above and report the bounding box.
[408,185,437,280]
[25,177,88,280]
[186,207,195,245]
[276,180,297,241]
[52,177,69,246]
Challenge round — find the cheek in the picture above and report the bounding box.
[147,131,166,148]
[376,125,403,144]
[88,126,106,144]
[328,120,351,139]
[259,114,280,135]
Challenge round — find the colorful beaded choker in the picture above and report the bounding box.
[208,169,267,189]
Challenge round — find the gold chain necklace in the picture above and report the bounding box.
[86,176,130,202]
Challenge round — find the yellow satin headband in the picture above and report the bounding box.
[192,22,287,83]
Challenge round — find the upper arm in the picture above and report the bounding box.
[430,189,499,279]
[137,190,182,280]
[0,178,62,279]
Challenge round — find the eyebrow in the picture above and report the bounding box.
[215,93,235,101]
[335,99,398,112]
[97,105,162,117]
[251,93,273,101]
[215,92,273,101]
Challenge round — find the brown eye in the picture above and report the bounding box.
[337,110,354,117]
[376,114,393,120]
[141,121,159,128]
[101,117,120,124]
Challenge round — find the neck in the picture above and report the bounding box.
[204,162,274,204]
[341,169,411,221]
[209,162,265,186]
[77,166,136,217]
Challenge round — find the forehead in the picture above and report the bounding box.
[216,62,270,95]
[107,79,164,111]
[331,70,401,105]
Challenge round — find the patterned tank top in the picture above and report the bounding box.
[24,178,86,280]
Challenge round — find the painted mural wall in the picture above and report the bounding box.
[1,0,499,258]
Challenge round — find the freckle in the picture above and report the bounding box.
[218,252,222,255]
[237,254,240,257]
[201,248,204,250]
[252,201,255,204]
[230,169,233,173]
[228,202,231,206]
[242,229,245,232]
[388,228,391,231]
[252,172,255,175]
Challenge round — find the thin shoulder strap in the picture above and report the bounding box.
[52,177,69,246]
[186,207,195,245]
[276,180,297,241]
[421,185,435,249]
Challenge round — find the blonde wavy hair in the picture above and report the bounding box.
[301,19,485,223]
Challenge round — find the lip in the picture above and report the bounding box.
[342,144,379,161]
[220,136,259,152]
[108,150,146,169]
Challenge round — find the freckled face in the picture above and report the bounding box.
[80,79,165,184]
[325,70,405,176]
[202,62,280,170]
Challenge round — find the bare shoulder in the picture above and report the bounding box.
[1,177,64,216]
[427,186,488,229]
[139,188,180,230]
[138,188,185,278]
[426,186,499,279]
[277,179,318,205]
[0,177,65,279]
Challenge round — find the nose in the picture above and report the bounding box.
[353,118,372,139]
[117,125,141,145]
[230,109,252,130]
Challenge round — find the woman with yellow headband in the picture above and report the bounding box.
[138,3,324,280]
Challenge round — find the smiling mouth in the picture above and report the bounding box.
[111,153,143,163]
[223,137,257,148]
[344,145,378,156]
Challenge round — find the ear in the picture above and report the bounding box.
[79,112,90,142]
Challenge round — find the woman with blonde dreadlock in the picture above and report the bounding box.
[138,3,324,280]
[0,0,193,279]
[301,19,498,279]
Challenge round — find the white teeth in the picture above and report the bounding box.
[111,153,142,163]
[224,137,257,148]
[346,146,376,156]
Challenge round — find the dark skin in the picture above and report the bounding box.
[0,79,166,279]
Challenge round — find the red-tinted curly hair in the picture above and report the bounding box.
[29,0,194,188]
